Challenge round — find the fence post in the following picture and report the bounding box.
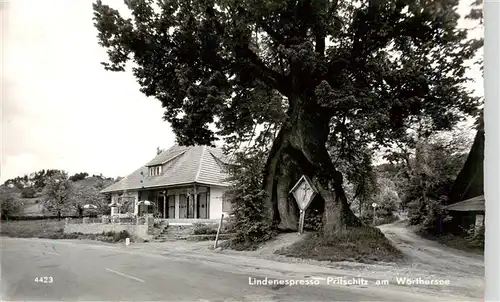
[214,214,224,249]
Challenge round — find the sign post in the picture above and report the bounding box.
[372,202,378,226]
[290,176,317,235]
[214,214,225,249]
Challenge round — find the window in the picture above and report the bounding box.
[149,165,162,176]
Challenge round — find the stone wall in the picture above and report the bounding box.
[64,221,151,240]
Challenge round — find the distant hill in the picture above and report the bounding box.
[1,174,118,218]
[72,176,115,190]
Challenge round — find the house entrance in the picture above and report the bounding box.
[179,194,188,218]
[156,195,165,218]
[167,195,175,218]
[187,194,195,218]
[197,193,208,219]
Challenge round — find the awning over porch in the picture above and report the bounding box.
[137,186,210,219]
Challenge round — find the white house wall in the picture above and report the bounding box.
[210,186,229,219]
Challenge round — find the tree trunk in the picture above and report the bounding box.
[276,155,299,231]
[262,128,289,224]
[272,100,361,239]
[58,210,61,221]
[359,199,363,217]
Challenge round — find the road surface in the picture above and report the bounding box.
[1,237,467,301]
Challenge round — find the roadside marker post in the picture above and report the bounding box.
[214,214,224,249]
[290,176,317,235]
[125,238,130,246]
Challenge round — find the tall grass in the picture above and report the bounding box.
[0,219,65,238]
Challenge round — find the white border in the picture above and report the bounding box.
[484,1,500,301]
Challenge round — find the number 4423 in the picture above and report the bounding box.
[34,277,53,283]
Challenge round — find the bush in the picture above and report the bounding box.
[419,198,452,235]
[304,209,322,231]
[113,230,130,242]
[21,187,37,198]
[193,224,218,235]
[101,230,130,242]
[153,219,164,228]
[466,225,485,249]
[0,187,22,220]
[224,150,278,250]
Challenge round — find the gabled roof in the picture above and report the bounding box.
[101,145,231,193]
[446,195,485,212]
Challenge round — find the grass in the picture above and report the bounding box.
[0,219,131,243]
[276,226,405,263]
[0,219,66,239]
[421,232,484,254]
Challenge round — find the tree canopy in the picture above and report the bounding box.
[42,171,74,220]
[93,0,482,238]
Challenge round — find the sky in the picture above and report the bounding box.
[1,0,484,183]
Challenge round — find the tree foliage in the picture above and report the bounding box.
[69,172,89,182]
[93,0,482,240]
[4,169,66,190]
[21,187,37,199]
[0,186,22,220]
[381,126,473,233]
[224,147,277,249]
[41,171,74,220]
[72,178,114,217]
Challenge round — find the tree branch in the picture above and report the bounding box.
[235,45,291,96]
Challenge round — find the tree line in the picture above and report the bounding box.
[0,170,117,220]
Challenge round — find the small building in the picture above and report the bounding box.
[100,145,233,223]
[445,195,485,234]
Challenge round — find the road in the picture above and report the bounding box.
[1,237,468,301]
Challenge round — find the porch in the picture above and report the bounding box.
[137,185,212,220]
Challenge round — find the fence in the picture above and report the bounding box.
[5,214,98,221]
[66,217,103,224]
[63,215,155,240]
[65,215,149,225]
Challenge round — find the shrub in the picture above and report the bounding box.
[114,230,131,242]
[153,219,164,228]
[193,224,217,235]
[419,198,453,235]
[466,225,485,249]
[0,188,22,220]
[224,149,278,250]
[101,230,130,242]
[304,209,322,231]
[21,187,37,198]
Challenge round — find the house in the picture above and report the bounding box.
[445,195,485,234]
[100,145,233,222]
